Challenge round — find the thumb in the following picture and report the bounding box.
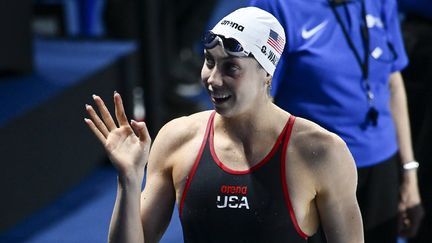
[131,120,151,143]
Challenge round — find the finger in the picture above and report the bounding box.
[405,204,425,237]
[131,120,151,143]
[114,92,129,127]
[93,94,117,131]
[398,201,407,212]
[398,212,411,237]
[84,118,106,145]
[85,104,110,137]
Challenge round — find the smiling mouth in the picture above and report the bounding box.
[211,93,231,104]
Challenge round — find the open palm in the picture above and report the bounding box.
[84,92,151,176]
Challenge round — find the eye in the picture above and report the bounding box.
[204,53,215,67]
[222,62,240,75]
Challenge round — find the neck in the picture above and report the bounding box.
[215,102,286,141]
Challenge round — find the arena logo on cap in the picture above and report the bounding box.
[220,20,244,32]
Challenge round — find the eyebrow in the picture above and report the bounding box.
[204,50,240,62]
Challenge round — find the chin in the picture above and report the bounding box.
[214,105,245,119]
[214,105,233,117]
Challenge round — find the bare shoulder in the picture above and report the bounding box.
[291,117,348,160]
[148,111,213,169]
[289,118,362,242]
[155,111,211,145]
[289,117,356,189]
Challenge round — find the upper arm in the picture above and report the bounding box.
[389,72,408,112]
[313,134,364,243]
[389,71,404,93]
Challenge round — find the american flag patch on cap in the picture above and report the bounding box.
[267,29,285,55]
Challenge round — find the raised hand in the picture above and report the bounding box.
[84,92,151,179]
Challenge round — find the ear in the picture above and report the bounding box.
[265,75,272,87]
[265,73,272,83]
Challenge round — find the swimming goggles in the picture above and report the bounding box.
[202,31,251,57]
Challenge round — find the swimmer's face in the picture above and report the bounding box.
[201,45,268,117]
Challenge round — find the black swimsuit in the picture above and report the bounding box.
[180,111,307,242]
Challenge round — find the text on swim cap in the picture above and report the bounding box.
[220,20,244,32]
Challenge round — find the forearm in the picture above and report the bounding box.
[389,72,415,164]
[109,174,145,243]
[389,72,421,206]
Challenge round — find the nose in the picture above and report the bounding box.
[206,66,223,87]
